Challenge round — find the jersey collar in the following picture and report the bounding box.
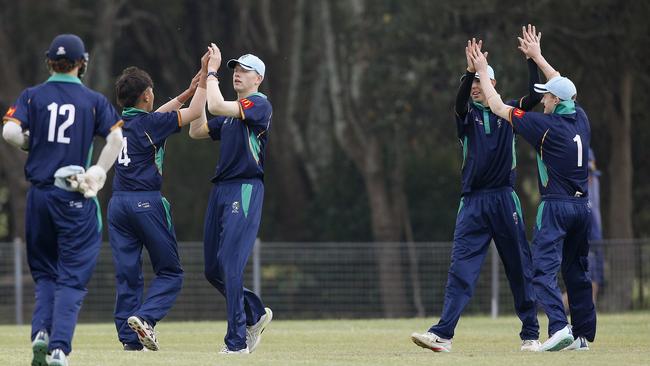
[244,92,267,99]
[122,107,149,117]
[47,73,82,85]
[553,100,576,115]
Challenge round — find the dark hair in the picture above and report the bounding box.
[47,59,84,74]
[115,66,154,108]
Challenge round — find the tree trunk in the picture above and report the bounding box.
[603,68,635,310]
[320,0,411,317]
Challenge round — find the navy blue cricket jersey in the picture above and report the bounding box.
[2,74,122,187]
[112,108,181,191]
[207,92,272,182]
[509,102,590,197]
[456,100,521,194]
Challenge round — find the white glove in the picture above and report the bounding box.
[76,165,107,198]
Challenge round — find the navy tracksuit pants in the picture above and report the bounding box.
[203,180,266,351]
[26,186,102,355]
[107,191,183,348]
[430,187,539,340]
[532,195,596,341]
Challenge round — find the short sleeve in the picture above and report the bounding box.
[239,96,272,129]
[207,116,227,141]
[94,94,123,138]
[146,111,182,144]
[3,89,30,129]
[509,108,553,150]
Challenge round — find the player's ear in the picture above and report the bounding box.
[491,79,496,87]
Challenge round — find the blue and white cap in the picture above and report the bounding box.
[227,54,265,77]
[534,76,576,101]
[461,65,495,81]
[46,34,88,62]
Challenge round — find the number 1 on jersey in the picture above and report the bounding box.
[573,134,583,167]
[118,136,131,166]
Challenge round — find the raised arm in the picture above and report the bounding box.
[206,43,243,118]
[469,43,512,121]
[455,39,481,119]
[155,71,200,113]
[518,24,560,81]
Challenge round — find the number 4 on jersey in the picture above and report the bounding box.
[118,136,131,166]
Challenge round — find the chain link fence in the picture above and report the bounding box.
[1,239,649,324]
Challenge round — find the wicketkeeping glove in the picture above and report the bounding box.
[76,165,107,198]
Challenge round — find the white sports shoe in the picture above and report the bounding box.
[540,325,574,351]
[563,336,589,351]
[410,331,452,353]
[31,330,49,366]
[48,349,68,366]
[520,339,541,351]
[247,307,273,353]
[219,345,250,354]
[128,316,159,351]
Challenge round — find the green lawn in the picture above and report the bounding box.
[1,312,649,366]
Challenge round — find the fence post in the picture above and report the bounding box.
[14,237,24,325]
[253,238,261,297]
[491,241,499,319]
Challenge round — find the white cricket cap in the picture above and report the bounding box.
[534,76,577,101]
[461,65,495,81]
[227,54,265,77]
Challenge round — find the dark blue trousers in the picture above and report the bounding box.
[26,186,102,355]
[430,187,539,340]
[532,195,596,341]
[107,191,183,347]
[203,180,266,351]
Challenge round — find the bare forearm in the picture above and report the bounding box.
[206,78,240,117]
[156,97,184,113]
[531,54,560,81]
[189,108,210,139]
[179,87,206,125]
[479,77,512,120]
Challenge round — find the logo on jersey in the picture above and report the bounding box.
[240,98,255,110]
[513,108,525,119]
[5,106,16,117]
[232,201,240,214]
[56,46,66,55]
[496,118,503,128]
[69,200,83,209]
[137,201,150,208]
[513,212,519,225]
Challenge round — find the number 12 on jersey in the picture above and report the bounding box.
[47,102,75,144]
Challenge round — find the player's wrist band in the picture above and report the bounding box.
[207,71,219,79]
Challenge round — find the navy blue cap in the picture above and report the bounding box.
[46,34,88,61]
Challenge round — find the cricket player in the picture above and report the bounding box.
[188,44,272,354]
[411,36,541,353]
[108,61,207,351]
[469,24,596,352]
[2,34,123,366]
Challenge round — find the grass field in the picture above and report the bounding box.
[1,312,649,366]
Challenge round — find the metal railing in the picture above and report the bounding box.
[1,239,648,324]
